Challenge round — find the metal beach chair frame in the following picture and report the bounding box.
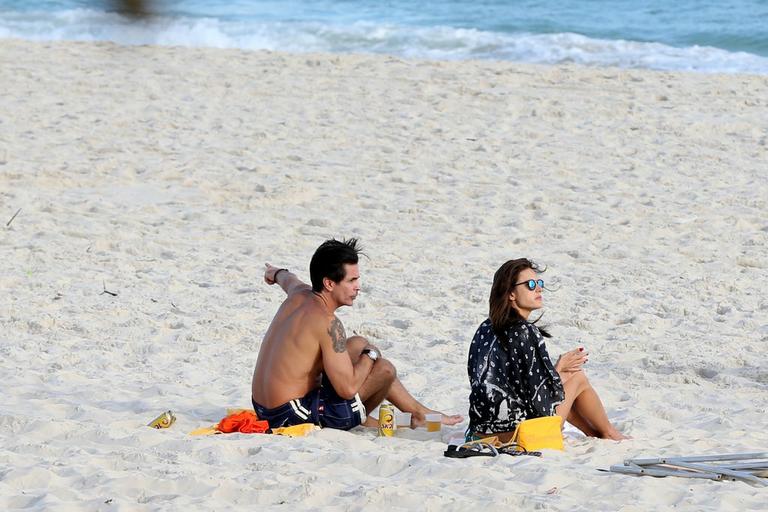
[608,452,768,486]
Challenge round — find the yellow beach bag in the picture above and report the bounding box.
[511,416,564,451]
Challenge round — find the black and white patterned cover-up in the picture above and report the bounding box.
[467,318,565,435]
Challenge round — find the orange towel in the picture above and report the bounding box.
[217,411,270,434]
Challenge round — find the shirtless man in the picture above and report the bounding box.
[251,238,463,430]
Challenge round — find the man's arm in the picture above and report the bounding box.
[319,316,375,399]
[264,263,311,296]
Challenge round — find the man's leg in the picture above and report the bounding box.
[358,360,397,415]
[383,379,463,427]
[346,336,463,427]
[556,371,627,440]
[344,336,395,426]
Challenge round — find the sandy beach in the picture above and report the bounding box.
[1,38,767,510]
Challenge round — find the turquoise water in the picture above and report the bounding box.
[1,0,767,73]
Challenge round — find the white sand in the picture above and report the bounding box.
[1,38,767,510]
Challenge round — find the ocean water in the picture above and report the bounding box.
[1,0,767,74]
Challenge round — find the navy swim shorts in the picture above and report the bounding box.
[252,375,366,430]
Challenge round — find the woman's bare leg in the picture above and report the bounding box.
[556,371,627,440]
[565,407,600,437]
[558,372,599,436]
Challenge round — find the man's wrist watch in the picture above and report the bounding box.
[361,348,379,362]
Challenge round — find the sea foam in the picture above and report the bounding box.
[2,8,767,74]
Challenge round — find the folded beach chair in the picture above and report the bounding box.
[609,452,768,486]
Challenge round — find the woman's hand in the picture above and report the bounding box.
[555,347,588,373]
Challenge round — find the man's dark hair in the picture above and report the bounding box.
[309,238,362,292]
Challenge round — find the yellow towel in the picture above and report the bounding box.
[272,423,319,437]
[189,425,220,436]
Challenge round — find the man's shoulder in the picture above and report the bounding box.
[287,291,335,327]
[291,294,346,347]
[287,288,319,308]
[293,300,344,353]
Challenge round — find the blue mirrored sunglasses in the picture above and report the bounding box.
[514,279,544,290]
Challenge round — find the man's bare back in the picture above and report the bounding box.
[251,288,331,408]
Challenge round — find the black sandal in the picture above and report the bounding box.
[444,442,499,458]
[497,442,542,457]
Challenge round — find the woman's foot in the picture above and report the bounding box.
[604,428,630,440]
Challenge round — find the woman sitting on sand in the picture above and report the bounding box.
[467,258,627,442]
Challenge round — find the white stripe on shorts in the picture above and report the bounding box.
[352,393,367,423]
[290,399,309,420]
[296,401,311,416]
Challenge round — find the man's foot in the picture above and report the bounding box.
[411,410,464,428]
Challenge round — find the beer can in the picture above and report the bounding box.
[148,410,176,429]
[378,403,395,437]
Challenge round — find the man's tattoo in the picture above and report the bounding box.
[329,317,347,353]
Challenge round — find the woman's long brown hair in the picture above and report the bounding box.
[488,258,550,338]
